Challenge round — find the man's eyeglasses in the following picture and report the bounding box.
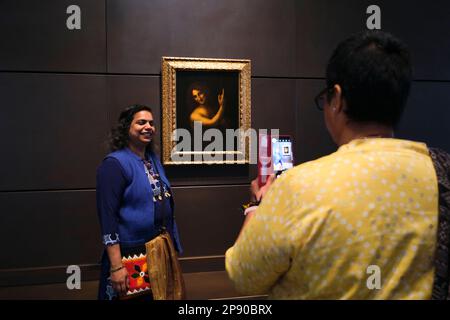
[314,87,334,111]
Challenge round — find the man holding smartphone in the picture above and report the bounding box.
[226,30,440,299]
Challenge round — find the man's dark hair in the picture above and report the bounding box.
[109,104,155,152]
[326,30,413,127]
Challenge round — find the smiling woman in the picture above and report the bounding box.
[127,110,155,155]
[96,104,183,300]
[109,105,156,154]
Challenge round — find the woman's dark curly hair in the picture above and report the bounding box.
[109,104,155,152]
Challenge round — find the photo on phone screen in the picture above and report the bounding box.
[271,136,294,173]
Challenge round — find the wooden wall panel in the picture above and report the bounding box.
[172,185,249,257]
[0,74,107,191]
[296,0,450,80]
[107,0,296,76]
[397,82,450,153]
[0,191,101,269]
[295,79,337,164]
[0,0,106,72]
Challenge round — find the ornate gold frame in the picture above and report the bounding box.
[161,57,251,165]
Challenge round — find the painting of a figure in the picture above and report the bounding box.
[161,57,251,165]
[176,71,239,135]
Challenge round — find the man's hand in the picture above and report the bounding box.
[233,175,276,243]
[250,174,276,202]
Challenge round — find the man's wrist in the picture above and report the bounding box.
[244,205,258,216]
[241,199,261,213]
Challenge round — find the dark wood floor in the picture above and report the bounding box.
[0,271,266,300]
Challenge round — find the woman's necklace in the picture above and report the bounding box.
[143,160,171,202]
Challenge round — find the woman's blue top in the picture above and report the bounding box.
[96,147,182,252]
[96,147,182,299]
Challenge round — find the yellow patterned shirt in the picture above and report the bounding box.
[226,138,438,299]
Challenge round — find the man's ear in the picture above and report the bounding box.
[332,84,344,113]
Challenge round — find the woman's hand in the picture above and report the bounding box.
[250,174,276,202]
[110,266,129,296]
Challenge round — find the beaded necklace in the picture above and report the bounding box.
[143,159,171,202]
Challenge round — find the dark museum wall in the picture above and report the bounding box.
[1,0,450,291]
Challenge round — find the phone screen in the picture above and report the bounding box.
[271,136,294,173]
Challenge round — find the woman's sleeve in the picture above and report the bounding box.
[96,157,128,246]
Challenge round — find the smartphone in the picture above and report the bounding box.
[258,134,294,187]
[271,135,294,175]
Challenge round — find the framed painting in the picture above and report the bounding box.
[161,57,251,165]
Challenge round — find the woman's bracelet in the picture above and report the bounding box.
[110,265,124,273]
